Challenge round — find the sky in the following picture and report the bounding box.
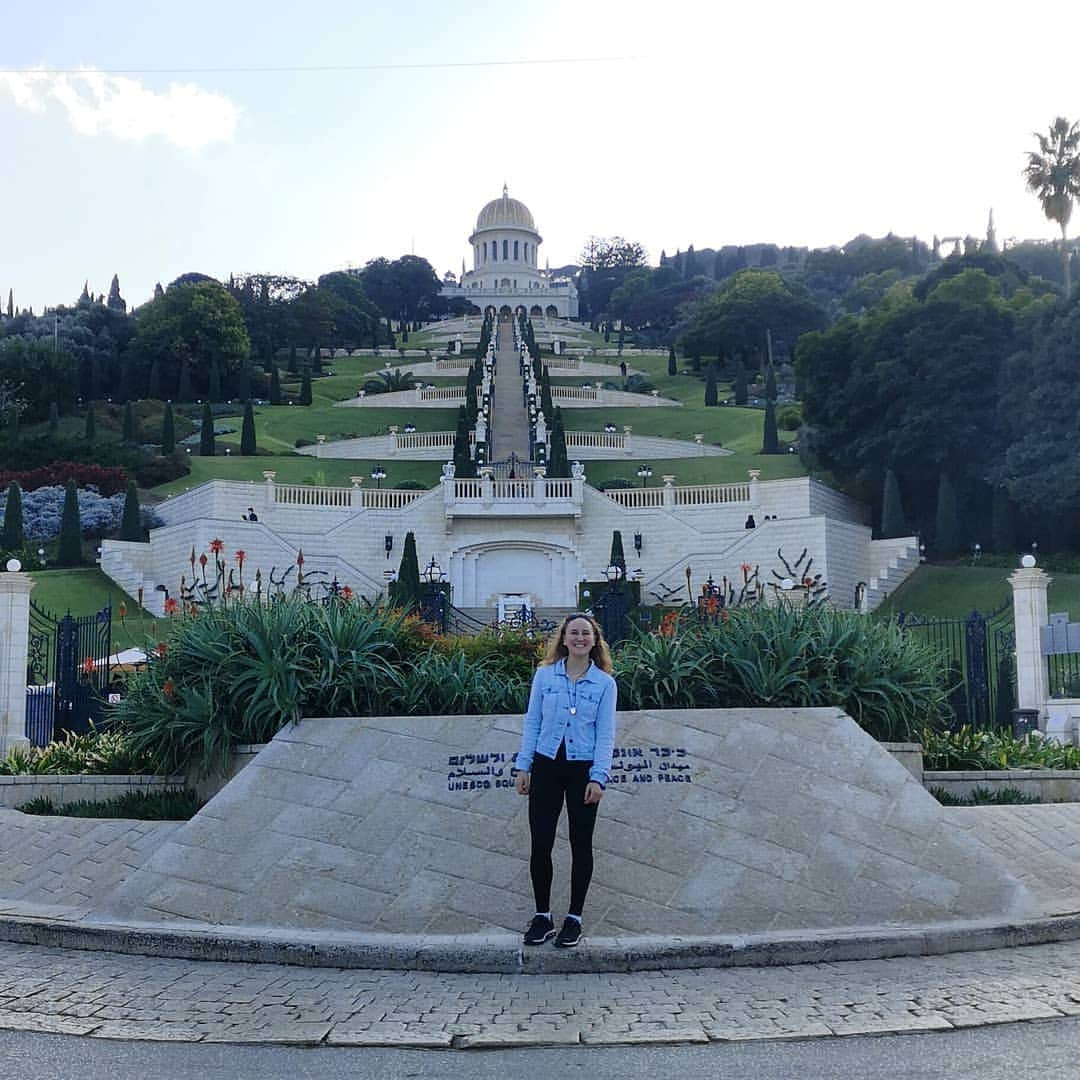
[2,0,1079,313]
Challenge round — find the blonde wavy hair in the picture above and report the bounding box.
[540,612,614,673]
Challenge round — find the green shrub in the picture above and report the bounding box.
[920,725,1080,770]
[777,403,802,431]
[0,728,158,775]
[929,785,1041,806]
[615,603,950,740]
[15,787,204,820]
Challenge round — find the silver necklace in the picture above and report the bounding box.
[567,665,586,715]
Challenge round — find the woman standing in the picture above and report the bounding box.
[514,613,617,948]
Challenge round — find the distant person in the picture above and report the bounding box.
[619,360,628,378]
[515,613,617,949]
[744,514,756,529]
[244,507,258,522]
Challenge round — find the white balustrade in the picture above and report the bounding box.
[674,483,752,506]
[603,488,666,508]
[567,431,625,450]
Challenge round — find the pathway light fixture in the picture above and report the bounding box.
[636,463,652,488]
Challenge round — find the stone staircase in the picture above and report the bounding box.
[865,539,920,611]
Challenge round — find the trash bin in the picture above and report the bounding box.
[1012,708,1040,739]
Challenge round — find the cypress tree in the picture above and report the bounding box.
[734,361,748,405]
[287,346,298,375]
[299,366,313,406]
[880,469,907,538]
[762,398,779,454]
[84,404,96,442]
[234,362,251,402]
[148,359,161,399]
[122,401,136,444]
[177,358,192,402]
[704,362,718,406]
[57,479,83,566]
[47,401,59,435]
[240,400,257,455]
[690,350,701,372]
[392,531,422,610]
[548,409,569,477]
[668,345,677,376]
[991,486,1015,554]
[765,363,777,400]
[935,473,960,556]
[608,530,626,574]
[2,482,24,551]
[269,366,282,405]
[199,402,215,456]
[370,319,380,349]
[160,401,175,454]
[119,480,143,542]
[452,406,475,478]
[208,359,221,402]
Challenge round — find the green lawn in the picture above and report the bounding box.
[140,338,803,497]
[874,565,1080,620]
[28,568,158,652]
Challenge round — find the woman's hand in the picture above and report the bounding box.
[584,782,604,805]
[515,770,530,796]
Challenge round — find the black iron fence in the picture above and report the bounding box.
[895,599,1015,729]
[25,600,112,747]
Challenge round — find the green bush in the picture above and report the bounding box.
[929,785,1041,806]
[920,725,1080,770]
[614,603,950,740]
[16,787,204,820]
[0,727,158,775]
[777,404,802,431]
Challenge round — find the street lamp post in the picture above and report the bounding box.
[636,463,652,488]
[596,562,629,645]
[371,464,387,489]
[420,557,448,633]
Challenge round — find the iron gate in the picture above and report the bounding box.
[895,599,1015,729]
[25,599,112,746]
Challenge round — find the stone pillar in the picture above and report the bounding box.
[1009,565,1050,717]
[262,470,276,514]
[662,475,676,509]
[315,433,326,459]
[623,425,633,457]
[749,469,762,512]
[0,570,33,754]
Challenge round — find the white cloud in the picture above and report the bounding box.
[0,67,240,150]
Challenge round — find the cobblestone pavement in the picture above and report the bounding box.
[1,938,1080,1048]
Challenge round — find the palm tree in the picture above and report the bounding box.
[1024,116,1080,297]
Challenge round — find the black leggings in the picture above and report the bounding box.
[528,745,599,917]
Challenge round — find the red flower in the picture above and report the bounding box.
[341,586,354,601]
[740,563,752,575]
[235,550,246,564]
[155,642,168,658]
[209,538,224,554]
[199,553,208,568]
[296,550,305,567]
[163,679,175,698]
[80,657,96,676]
[803,577,814,588]
[164,597,179,615]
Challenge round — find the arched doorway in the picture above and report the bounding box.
[545,305,558,317]
[483,305,497,319]
[499,305,512,318]
[529,304,543,316]
[514,305,527,318]
[449,540,579,608]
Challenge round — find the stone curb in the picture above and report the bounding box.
[1,908,1080,974]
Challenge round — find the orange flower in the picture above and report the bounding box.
[80,657,96,676]
[803,577,814,588]
[199,553,208,568]
[341,586,354,600]
[235,550,246,564]
[155,642,168,658]
[740,563,752,575]
[118,602,127,620]
[163,679,175,698]
[209,538,224,554]
[164,597,179,615]
[296,549,305,567]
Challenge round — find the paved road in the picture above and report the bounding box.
[1,937,1080,1048]
[490,319,531,461]
[3,1018,1080,1080]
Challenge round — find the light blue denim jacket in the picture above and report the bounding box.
[514,659,618,785]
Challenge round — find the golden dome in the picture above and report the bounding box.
[473,185,538,233]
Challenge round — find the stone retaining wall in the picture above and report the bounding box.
[0,774,186,809]
[925,771,1080,802]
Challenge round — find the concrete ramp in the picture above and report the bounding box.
[98,708,1040,936]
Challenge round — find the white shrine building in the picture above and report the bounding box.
[440,187,579,319]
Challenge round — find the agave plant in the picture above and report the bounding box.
[362,369,418,394]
